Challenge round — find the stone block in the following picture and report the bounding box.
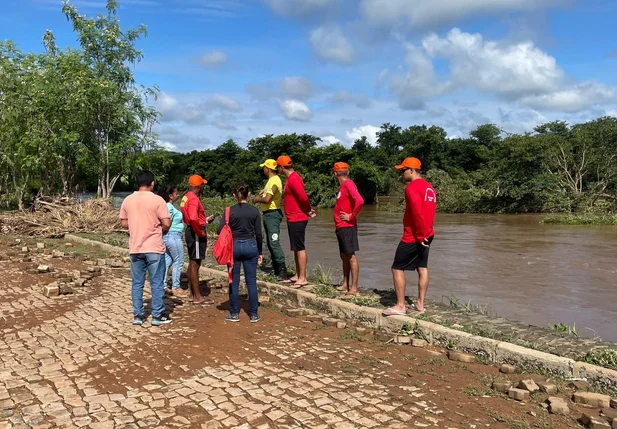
[59,285,74,295]
[42,285,59,298]
[65,243,74,247]
[548,397,569,415]
[508,388,530,401]
[611,398,617,409]
[323,318,341,327]
[613,419,617,429]
[259,295,271,305]
[569,380,591,391]
[110,260,123,268]
[600,407,617,422]
[37,265,50,273]
[500,364,516,374]
[284,308,304,317]
[306,315,322,322]
[393,335,411,345]
[15,239,21,244]
[27,268,39,275]
[22,247,29,253]
[43,249,51,255]
[88,266,102,273]
[518,379,540,393]
[52,251,65,258]
[574,392,611,408]
[37,243,45,249]
[412,339,428,348]
[447,351,475,363]
[336,321,347,329]
[374,331,391,342]
[538,381,558,394]
[580,413,611,429]
[492,380,512,393]
[97,259,106,266]
[355,327,368,335]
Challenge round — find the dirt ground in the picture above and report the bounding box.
[0,236,599,428]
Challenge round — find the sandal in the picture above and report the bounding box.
[382,307,407,316]
[408,302,425,314]
[291,283,308,289]
[334,284,348,292]
[340,293,358,300]
[192,298,214,305]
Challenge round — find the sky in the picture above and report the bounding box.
[2,0,617,152]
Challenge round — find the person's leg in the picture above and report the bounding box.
[243,242,260,318]
[269,211,287,278]
[340,253,351,290]
[163,236,172,290]
[130,254,147,318]
[169,234,184,292]
[416,268,430,311]
[147,253,166,319]
[228,242,242,317]
[189,259,205,303]
[349,253,359,294]
[263,215,278,274]
[293,221,308,286]
[296,250,308,284]
[391,268,407,312]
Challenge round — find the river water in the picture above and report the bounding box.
[277,206,617,342]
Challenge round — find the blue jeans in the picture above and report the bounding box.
[229,239,259,317]
[130,253,166,318]
[163,232,184,290]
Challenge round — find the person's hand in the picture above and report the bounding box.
[339,212,351,221]
[308,209,317,218]
[207,215,215,223]
[251,196,260,204]
[258,255,263,265]
[420,238,430,248]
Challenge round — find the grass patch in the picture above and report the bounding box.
[546,322,579,337]
[460,385,496,397]
[581,348,617,371]
[312,283,338,298]
[340,330,367,342]
[541,213,617,225]
[348,294,380,307]
[444,295,491,315]
[308,263,336,285]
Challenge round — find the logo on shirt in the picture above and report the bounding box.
[336,192,341,200]
[180,195,188,208]
[271,233,279,241]
[425,188,436,203]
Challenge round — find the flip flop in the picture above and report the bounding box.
[192,299,214,306]
[340,293,358,300]
[382,307,407,316]
[335,285,348,292]
[408,302,426,314]
[291,283,308,289]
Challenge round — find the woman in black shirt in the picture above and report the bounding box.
[218,184,263,323]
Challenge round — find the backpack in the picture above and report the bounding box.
[213,207,233,281]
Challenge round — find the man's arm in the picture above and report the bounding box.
[349,183,364,221]
[119,202,129,230]
[161,218,171,232]
[408,188,426,242]
[253,193,273,205]
[290,177,312,213]
[157,199,172,232]
[186,200,206,237]
[121,219,129,230]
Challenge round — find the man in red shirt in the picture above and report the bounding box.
[383,157,436,316]
[332,162,364,299]
[277,155,315,289]
[180,174,215,305]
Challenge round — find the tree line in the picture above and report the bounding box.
[1,1,616,214]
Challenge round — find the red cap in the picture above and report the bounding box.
[188,175,207,187]
[395,157,422,170]
[276,155,293,167]
[333,162,349,172]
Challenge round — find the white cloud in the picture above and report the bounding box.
[360,0,561,30]
[329,91,372,108]
[157,92,206,124]
[279,77,314,100]
[264,0,341,17]
[321,135,341,145]
[197,50,228,68]
[519,82,617,112]
[280,100,313,121]
[309,25,355,65]
[206,94,242,112]
[213,121,237,131]
[345,125,380,146]
[156,126,212,152]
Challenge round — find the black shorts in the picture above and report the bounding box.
[185,227,207,260]
[336,226,359,255]
[391,236,434,271]
[287,220,308,252]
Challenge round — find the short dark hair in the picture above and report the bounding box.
[136,171,155,188]
[234,183,250,200]
[158,184,177,203]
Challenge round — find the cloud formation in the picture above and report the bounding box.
[197,50,228,68]
[264,0,341,17]
[309,25,355,64]
[280,100,313,121]
[206,94,243,112]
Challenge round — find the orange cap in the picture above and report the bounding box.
[395,157,422,170]
[188,174,208,187]
[276,155,293,167]
[333,162,349,172]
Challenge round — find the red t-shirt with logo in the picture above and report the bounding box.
[402,178,436,243]
[334,179,364,230]
[283,171,311,223]
[180,191,206,237]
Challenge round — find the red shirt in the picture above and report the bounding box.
[402,178,436,243]
[334,179,364,230]
[180,192,206,237]
[283,171,311,222]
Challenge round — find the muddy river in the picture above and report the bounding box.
[278,207,617,342]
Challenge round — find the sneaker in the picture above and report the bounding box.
[250,314,261,323]
[151,315,172,326]
[132,314,145,326]
[276,274,289,282]
[225,314,240,323]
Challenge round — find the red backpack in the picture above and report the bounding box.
[213,207,233,281]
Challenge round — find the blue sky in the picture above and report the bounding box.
[2,0,617,152]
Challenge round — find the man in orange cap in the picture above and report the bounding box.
[276,155,315,288]
[383,157,436,316]
[180,174,215,305]
[332,162,364,299]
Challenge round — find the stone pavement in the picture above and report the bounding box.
[0,241,579,429]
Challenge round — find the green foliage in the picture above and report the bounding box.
[348,294,380,307]
[541,213,617,225]
[546,322,579,337]
[308,263,336,285]
[312,284,338,298]
[581,348,617,371]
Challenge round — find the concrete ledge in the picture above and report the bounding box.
[66,234,127,256]
[63,234,617,393]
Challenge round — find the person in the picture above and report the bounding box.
[251,159,288,281]
[158,184,185,296]
[119,171,172,326]
[383,157,436,316]
[180,174,215,305]
[276,155,315,289]
[332,162,364,299]
[218,184,264,323]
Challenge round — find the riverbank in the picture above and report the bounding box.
[542,213,617,225]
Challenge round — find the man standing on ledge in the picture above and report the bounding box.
[180,174,215,305]
[277,155,315,289]
[383,157,436,316]
[332,162,364,299]
[252,159,288,281]
[119,171,172,326]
